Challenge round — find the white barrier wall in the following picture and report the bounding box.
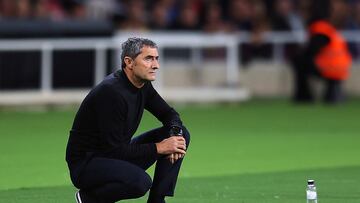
[0,31,360,105]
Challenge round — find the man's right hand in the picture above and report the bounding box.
[155,136,186,155]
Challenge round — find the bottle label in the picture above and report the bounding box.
[307,191,317,200]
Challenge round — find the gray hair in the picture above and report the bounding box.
[121,37,158,69]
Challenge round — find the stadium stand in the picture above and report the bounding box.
[1,0,360,105]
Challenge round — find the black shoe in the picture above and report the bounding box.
[75,190,98,203]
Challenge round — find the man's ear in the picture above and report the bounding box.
[124,57,133,69]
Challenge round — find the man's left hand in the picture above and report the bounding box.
[167,153,184,164]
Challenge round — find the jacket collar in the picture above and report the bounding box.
[115,69,145,93]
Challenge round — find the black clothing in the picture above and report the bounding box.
[65,70,187,202]
[292,34,343,103]
[76,127,190,203]
[66,70,182,168]
[307,34,330,57]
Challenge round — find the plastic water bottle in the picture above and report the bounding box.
[306,180,318,203]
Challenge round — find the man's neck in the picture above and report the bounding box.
[123,68,145,88]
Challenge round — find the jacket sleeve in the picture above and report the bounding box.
[307,34,330,58]
[145,83,183,130]
[94,84,157,160]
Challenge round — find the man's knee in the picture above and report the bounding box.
[182,126,190,147]
[95,173,152,201]
[131,173,152,198]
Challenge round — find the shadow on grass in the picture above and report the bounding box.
[1,166,359,203]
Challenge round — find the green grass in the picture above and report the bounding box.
[0,100,360,202]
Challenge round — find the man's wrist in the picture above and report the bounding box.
[169,125,183,136]
[155,143,162,154]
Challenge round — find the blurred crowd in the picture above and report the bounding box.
[1,0,360,33]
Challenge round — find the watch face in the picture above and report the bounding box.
[171,127,183,135]
[174,128,181,134]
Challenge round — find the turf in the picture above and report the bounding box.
[0,100,359,202]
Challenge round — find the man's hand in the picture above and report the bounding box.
[156,136,186,155]
[167,153,185,164]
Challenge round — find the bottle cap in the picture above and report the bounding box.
[307,180,315,185]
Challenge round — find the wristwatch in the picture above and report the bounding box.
[169,126,183,136]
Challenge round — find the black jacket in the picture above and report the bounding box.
[66,70,182,170]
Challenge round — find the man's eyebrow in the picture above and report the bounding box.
[145,55,159,59]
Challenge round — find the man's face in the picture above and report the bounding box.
[132,46,159,82]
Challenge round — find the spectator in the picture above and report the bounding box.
[170,0,202,31]
[85,0,119,20]
[0,0,18,19]
[228,0,253,31]
[297,0,312,27]
[16,0,32,18]
[202,1,232,33]
[270,0,305,62]
[271,0,304,32]
[353,0,360,28]
[291,0,352,103]
[118,0,148,31]
[149,0,171,30]
[241,0,272,65]
[56,0,86,20]
[0,0,358,34]
[329,0,352,29]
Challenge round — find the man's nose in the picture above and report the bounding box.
[152,60,159,69]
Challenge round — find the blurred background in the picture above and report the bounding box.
[1,0,360,203]
[0,0,360,104]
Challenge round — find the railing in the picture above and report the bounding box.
[1,31,359,105]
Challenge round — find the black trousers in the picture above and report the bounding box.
[292,53,343,103]
[74,126,190,202]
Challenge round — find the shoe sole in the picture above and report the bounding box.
[75,191,82,203]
